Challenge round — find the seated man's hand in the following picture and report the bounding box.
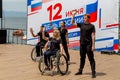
[60,51,63,55]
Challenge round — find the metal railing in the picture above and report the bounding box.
[4,28,27,44]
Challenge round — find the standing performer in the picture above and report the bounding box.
[58,21,70,62]
[71,10,96,78]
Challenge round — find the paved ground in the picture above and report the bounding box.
[0,44,120,80]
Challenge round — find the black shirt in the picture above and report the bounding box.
[77,23,95,45]
[58,28,68,44]
[37,31,49,45]
[49,37,62,50]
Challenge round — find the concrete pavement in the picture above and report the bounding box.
[0,44,120,80]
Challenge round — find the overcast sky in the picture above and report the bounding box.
[3,0,27,12]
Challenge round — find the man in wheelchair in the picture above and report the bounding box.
[43,29,63,70]
[30,26,50,58]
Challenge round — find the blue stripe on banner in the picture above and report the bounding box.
[68,31,80,38]
[70,46,80,50]
[86,0,98,14]
[95,47,113,51]
[27,37,38,41]
[95,37,113,42]
[27,32,80,41]
[43,15,83,31]
[101,27,118,31]
[31,2,42,8]
[114,39,119,44]
[28,0,34,6]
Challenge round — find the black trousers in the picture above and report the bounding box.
[79,44,96,72]
[62,43,70,61]
[36,42,44,57]
[44,49,58,67]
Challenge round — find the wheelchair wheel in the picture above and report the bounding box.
[31,47,36,61]
[38,56,46,74]
[57,54,68,75]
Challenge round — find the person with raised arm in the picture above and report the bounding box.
[71,10,96,78]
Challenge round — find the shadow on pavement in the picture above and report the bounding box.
[84,72,106,76]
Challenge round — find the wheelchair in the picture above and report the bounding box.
[38,50,69,75]
[31,45,43,62]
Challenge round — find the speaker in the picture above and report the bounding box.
[0,30,7,44]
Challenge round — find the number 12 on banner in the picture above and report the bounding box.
[47,3,62,21]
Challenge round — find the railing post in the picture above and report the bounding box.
[7,30,10,43]
[4,28,27,44]
[12,30,14,43]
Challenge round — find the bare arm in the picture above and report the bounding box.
[92,32,95,51]
[60,43,63,53]
[30,28,38,37]
[66,31,69,44]
[42,27,49,41]
[44,41,50,49]
[71,10,78,26]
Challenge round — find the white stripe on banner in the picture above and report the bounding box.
[68,28,80,33]
[28,6,31,14]
[69,36,80,41]
[95,39,113,49]
[32,0,42,4]
[49,33,80,42]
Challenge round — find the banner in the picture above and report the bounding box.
[27,0,119,52]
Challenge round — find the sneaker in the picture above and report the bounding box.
[75,71,82,75]
[35,57,40,62]
[45,66,50,70]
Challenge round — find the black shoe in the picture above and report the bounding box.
[92,71,96,78]
[92,74,96,78]
[75,71,82,75]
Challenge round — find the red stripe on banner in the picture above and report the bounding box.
[48,30,53,33]
[67,25,77,29]
[27,12,39,16]
[106,24,119,28]
[69,40,79,43]
[114,44,119,50]
[68,41,80,48]
[89,11,97,22]
[42,0,52,3]
[31,6,42,12]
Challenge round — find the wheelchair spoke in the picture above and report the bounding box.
[38,56,46,73]
[57,54,69,75]
[31,47,37,61]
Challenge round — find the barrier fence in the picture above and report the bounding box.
[3,28,27,44]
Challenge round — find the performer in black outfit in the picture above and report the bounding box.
[58,21,70,62]
[71,10,96,78]
[30,26,49,57]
